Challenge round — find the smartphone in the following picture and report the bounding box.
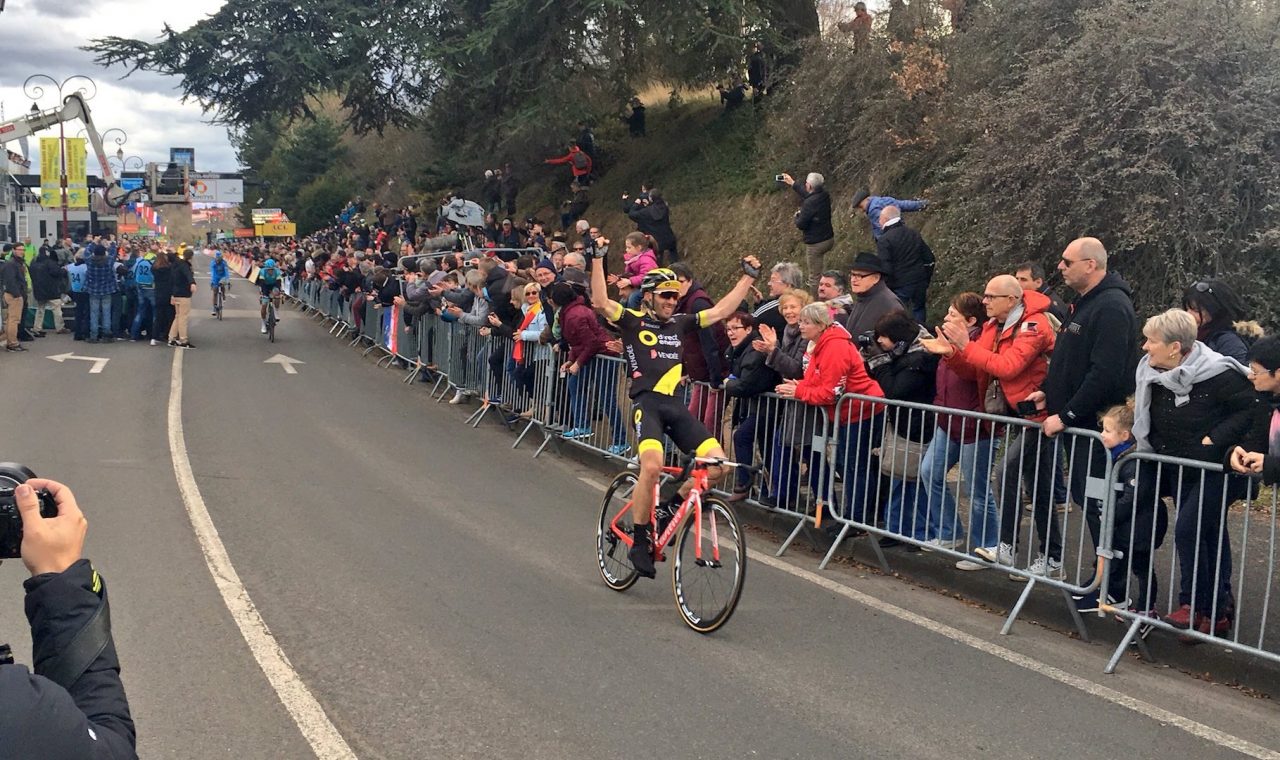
[774,174,786,183]
[1016,400,1038,417]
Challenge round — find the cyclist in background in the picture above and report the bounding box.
[589,244,762,578]
[257,254,282,333]
[210,250,230,316]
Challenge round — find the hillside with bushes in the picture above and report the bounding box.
[91,0,1280,323]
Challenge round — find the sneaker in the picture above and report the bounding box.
[560,427,592,440]
[55,328,70,334]
[1024,554,1064,580]
[628,526,657,579]
[1165,603,1193,629]
[955,559,985,571]
[5,344,25,352]
[921,537,963,553]
[176,341,195,349]
[150,339,159,346]
[211,312,218,317]
[168,339,178,347]
[607,443,630,457]
[448,390,468,405]
[974,542,1015,565]
[1072,590,1100,612]
[261,324,268,334]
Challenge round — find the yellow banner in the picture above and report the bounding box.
[256,222,297,237]
[39,137,61,208]
[65,138,88,209]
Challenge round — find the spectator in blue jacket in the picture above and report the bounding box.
[852,188,928,240]
[84,247,118,343]
[65,253,89,341]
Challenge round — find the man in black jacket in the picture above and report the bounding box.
[780,171,834,292]
[0,478,137,758]
[1029,237,1138,552]
[30,251,70,336]
[2,246,29,351]
[748,42,769,103]
[622,188,678,264]
[875,205,934,324]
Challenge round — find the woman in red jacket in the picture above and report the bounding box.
[776,302,885,525]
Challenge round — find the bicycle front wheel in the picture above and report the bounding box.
[597,471,639,591]
[267,306,276,342]
[672,496,746,634]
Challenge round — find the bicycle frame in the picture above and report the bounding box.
[607,463,721,564]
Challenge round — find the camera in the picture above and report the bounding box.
[1016,400,1039,417]
[0,463,59,559]
[855,330,876,349]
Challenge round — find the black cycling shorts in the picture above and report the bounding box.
[258,280,279,299]
[632,391,719,458]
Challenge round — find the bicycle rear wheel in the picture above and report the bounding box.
[597,471,640,591]
[672,496,746,633]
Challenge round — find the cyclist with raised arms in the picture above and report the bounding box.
[257,252,282,333]
[589,242,762,578]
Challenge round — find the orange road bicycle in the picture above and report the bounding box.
[596,456,752,633]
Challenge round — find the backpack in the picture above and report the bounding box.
[133,257,154,288]
[571,151,591,172]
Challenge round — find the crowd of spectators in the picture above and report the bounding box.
[2,236,200,352]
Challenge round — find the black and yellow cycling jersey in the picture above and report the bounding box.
[604,303,712,399]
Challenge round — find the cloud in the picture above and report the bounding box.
[0,1,238,173]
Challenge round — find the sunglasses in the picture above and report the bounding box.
[655,291,680,300]
[1192,281,1213,294]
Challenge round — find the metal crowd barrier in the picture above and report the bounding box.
[279,287,1280,675]
[1100,450,1279,672]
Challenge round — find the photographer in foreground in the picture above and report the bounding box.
[0,478,137,759]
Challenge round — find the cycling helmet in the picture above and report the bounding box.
[641,267,680,293]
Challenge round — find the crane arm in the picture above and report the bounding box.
[0,93,137,207]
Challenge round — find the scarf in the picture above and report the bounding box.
[512,300,542,363]
[1132,341,1248,451]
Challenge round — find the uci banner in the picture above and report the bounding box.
[65,138,89,208]
[39,137,60,208]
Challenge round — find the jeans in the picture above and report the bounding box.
[731,410,758,491]
[71,291,89,339]
[131,288,156,340]
[1170,471,1236,617]
[882,478,927,539]
[994,430,1063,561]
[917,429,999,547]
[892,283,929,325]
[569,357,625,446]
[833,412,885,523]
[88,295,112,340]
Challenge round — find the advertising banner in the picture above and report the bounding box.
[190,177,245,203]
[65,138,88,209]
[234,228,256,238]
[255,222,297,237]
[39,137,61,208]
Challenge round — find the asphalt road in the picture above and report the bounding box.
[1,259,1278,759]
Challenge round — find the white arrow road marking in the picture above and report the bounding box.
[264,354,305,375]
[46,352,109,374]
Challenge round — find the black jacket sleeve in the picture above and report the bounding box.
[0,560,136,759]
[1206,373,1262,454]
[725,346,780,398]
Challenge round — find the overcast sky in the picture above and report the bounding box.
[0,0,235,176]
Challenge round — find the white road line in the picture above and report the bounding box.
[575,474,1274,757]
[748,549,1280,759]
[167,350,358,760]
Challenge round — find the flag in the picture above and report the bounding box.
[382,304,401,355]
